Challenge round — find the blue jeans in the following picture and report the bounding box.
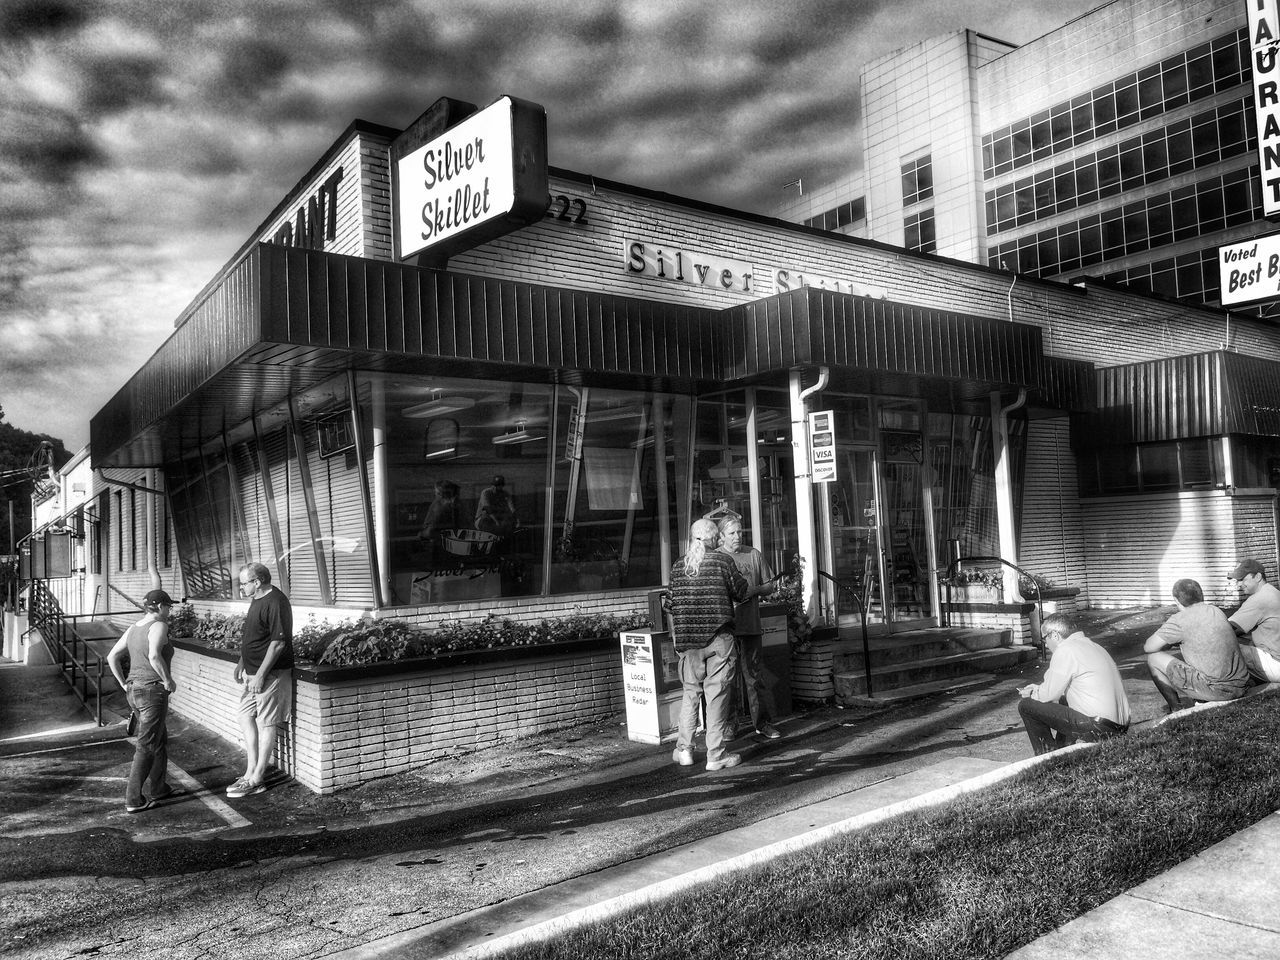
[677,633,738,763]
[126,682,170,805]
[1018,697,1126,755]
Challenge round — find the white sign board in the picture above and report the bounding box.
[1219,234,1280,306]
[1248,0,1280,217]
[809,409,837,484]
[396,97,519,259]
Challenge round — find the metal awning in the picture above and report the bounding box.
[93,244,1066,468]
[1087,351,1280,444]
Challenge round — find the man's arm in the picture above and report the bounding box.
[1144,619,1181,654]
[1228,593,1259,636]
[247,641,287,693]
[106,635,129,689]
[1020,647,1072,702]
[147,622,176,693]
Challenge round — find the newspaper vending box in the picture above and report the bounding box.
[618,629,682,743]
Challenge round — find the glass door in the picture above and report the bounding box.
[878,400,935,627]
[828,446,887,627]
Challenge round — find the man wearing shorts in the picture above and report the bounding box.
[229,562,294,798]
[1225,558,1280,684]
[1145,577,1249,714]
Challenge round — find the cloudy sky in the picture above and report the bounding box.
[1,0,1097,452]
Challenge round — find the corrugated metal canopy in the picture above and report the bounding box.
[94,244,1064,468]
[1087,351,1280,444]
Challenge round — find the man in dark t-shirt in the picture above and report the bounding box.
[228,562,295,798]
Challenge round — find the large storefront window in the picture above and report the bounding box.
[365,373,684,605]
[168,373,375,605]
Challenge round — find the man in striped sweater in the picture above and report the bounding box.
[668,518,751,771]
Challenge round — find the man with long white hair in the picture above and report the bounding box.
[668,518,751,771]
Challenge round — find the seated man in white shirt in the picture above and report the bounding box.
[1018,613,1131,755]
[1226,558,1280,683]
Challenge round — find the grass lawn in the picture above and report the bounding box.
[500,691,1280,960]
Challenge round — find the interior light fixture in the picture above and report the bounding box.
[728,410,783,429]
[404,390,476,418]
[584,406,643,423]
[492,419,546,445]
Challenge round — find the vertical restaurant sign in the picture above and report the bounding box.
[393,96,549,260]
[1249,0,1280,216]
[809,410,837,483]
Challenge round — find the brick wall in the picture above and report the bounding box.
[167,639,625,794]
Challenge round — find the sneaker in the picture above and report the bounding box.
[151,785,185,802]
[225,778,250,796]
[705,753,742,771]
[756,723,782,740]
[671,747,695,766]
[227,780,266,799]
[125,798,155,814]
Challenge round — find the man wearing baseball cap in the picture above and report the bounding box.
[1227,558,1280,683]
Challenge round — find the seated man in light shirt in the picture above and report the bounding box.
[1017,613,1131,755]
[1225,558,1280,683]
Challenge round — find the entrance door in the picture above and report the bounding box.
[823,397,936,631]
[877,400,935,628]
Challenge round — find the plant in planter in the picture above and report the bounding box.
[767,554,814,652]
[173,605,651,666]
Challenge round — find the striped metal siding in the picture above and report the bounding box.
[91,250,263,464]
[1018,418,1089,602]
[1088,351,1280,443]
[258,244,722,381]
[1035,356,1095,413]
[725,287,1043,387]
[1220,351,1280,437]
[1081,492,1255,607]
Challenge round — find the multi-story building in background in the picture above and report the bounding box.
[778,0,1270,313]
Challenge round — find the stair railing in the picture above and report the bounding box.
[816,569,873,698]
[941,555,1046,659]
[25,579,136,725]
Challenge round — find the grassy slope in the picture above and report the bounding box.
[503,692,1280,960]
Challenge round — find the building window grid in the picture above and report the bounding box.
[901,156,934,206]
[988,165,1261,299]
[803,197,866,231]
[984,96,1255,235]
[981,28,1248,178]
[904,209,936,253]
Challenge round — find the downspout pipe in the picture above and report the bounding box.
[992,387,1027,601]
[790,366,829,622]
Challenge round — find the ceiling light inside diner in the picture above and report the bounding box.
[492,419,545,444]
[404,391,476,418]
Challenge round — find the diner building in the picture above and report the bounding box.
[75,89,1280,640]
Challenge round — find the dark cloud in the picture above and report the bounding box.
[79,53,166,112]
[0,105,103,184]
[216,37,292,103]
[0,0,92,42]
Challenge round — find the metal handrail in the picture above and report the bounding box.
[941,555,1046,658]
[816,569,873,698]
[26,580,119,725]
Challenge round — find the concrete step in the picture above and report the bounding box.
[838,672,1001,707]
[834,645,1037,701]
[832,627,1011,671]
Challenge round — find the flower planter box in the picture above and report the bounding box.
[167,636,627,794]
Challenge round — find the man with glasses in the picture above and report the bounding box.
[1226,558,1280,684]
[228,563,294,798]
[1017,613,1130,755]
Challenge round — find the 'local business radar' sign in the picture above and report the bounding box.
[393,96,548,260]
[1249,0,1280,217]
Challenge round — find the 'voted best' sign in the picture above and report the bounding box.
[1219,234,1280,306]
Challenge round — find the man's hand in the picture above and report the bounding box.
[246,672,265,694]
[165,678,178,694]
[1017,684,1035,698]
[233,663,245,684]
